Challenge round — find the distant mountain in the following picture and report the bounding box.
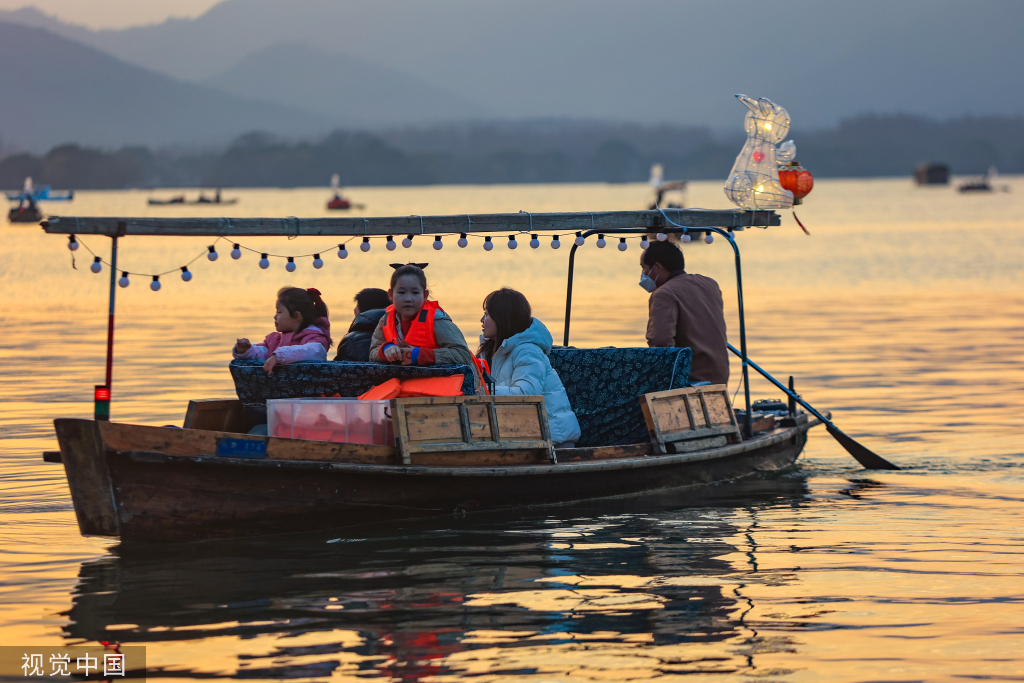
[0,21,332,150]
[204,42,493,128]
[3,0,1022,129]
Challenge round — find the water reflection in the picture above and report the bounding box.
[63,479,809,680]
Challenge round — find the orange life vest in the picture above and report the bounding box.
[382,300,441,349]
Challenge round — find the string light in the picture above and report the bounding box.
[90,256,102,273]
[574,232,585,246]
[458,233,468,248]
[360,237,371,252]
[118,272,129,288]
[483,236,493,251]
[402,235,413,248]
[704,232,714,244]
[640,235,650,249]
[68,235,79,251]
[207,245,218,261]
[337,244,348,259]
[150,275,161,291]
[508,235,518,249]
[433,236,443,250]
[181,266,192,281]
[530,234,540,249]
[551,235,561,249]
[656,232,668,241]
[231,244,242,259]
[618,238,627,251]
[596,234,606,248]
[260,254,270,269]
[680,233,691,243]
[386,235,396,251]
[312,254,323,269]
[286,256,296,272]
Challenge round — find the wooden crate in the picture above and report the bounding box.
[391,395,556,465]
[639,384,740,454]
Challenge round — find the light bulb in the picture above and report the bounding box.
[118,272,129,288]
[617,238,627,251]
[360,237,370,252]
[181,266,192,281]
[207,245,218,261]
[402,235,413,248]
[704,233,714,244]
[312,254,323,269]
[90,257,102,273]
[231,244,242,259]
[596,234,606,248]
[640,235,650,249]
[68,235,79,251]
[150,276,161,291]
[530,234,539,249]
[386,236,396,251]
[680,233,691,244]
[508,235,518,250]
[433,236,443,250]
[483,237,493,251]
[551,235,561,249]
[259,254,270,269]
[458,233,468,248]
[656,233,668,241]
[337,244,348,259]
[574,232,584,246]
[286,257,296,272]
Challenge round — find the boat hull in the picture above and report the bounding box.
[54,418,813,543]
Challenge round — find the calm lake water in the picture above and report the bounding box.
[2,178,1023,681]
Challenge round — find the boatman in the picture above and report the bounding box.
[640,240,730,385]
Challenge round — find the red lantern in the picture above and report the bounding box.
[779,161,814,205]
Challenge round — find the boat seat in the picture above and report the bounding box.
[229,360,477,405]
[549,347,692,447]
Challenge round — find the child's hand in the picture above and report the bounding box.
[263,353,280,375]
[382,345,404,363]
[234,338,251,354]
[400,347,416,365]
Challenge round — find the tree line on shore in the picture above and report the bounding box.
[1,114,1021,190]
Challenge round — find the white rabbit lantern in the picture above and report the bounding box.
[724,95,797,210]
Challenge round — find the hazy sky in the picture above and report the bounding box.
[0,0,218,28]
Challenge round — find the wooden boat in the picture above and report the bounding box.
[52,388,822,543]
[39,208,884,543]
[8,205,43,222]
[148,197,239,206]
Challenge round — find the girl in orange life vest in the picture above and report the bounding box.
[369,263,479,377]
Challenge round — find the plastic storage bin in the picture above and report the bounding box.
[267,398,394,445]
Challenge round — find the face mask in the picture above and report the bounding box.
[639,267,657,293]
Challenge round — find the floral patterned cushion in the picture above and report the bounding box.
[549,347,692,447]
[230,360,476,404]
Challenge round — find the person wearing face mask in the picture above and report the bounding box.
[640,241,729,385]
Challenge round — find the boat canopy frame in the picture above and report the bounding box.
[41,208,780,438]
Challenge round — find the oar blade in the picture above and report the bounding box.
[825,424,900,470]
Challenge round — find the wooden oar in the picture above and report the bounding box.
[727,343,900,470]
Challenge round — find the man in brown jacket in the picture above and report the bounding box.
[640,241,729,385]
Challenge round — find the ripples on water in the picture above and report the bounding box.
[1,179,1022,681]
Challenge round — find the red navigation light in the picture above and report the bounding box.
[94,386,111,401]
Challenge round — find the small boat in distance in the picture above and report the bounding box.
[958,167,1009,193]
[6,177,73,223]
[148,189,238,206]
[326,173,363,210]
[914,162,950,185]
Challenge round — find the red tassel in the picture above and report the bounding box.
[793,212,810,235]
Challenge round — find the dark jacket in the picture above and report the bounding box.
[646,270,729,385]
[334,308,387,362]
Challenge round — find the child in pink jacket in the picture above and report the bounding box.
[234,287,332,375]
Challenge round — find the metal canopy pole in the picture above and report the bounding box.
[562,225,754,439]
[105,236,117,390]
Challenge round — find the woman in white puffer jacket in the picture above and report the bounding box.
[478,288,582,446]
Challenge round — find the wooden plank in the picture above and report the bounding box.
[494,405,544,440]
[391,399,412,465]
[703,392,734,427]
[556,443,652,462]
[53,419,119,537]
[640,384,740,454]
[183,398,246,432]
[97,421,395,464]
[465,403,493,441]
[410,449,550,466]
[403,405,464,443]
[42,209,781,237]
[669,435,729,453]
